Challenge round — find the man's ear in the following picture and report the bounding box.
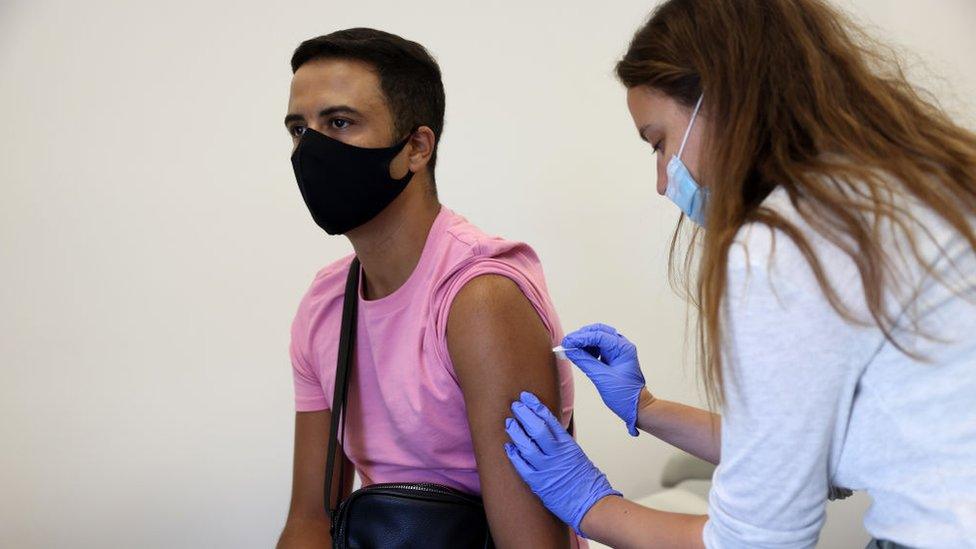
[407,126,436,172]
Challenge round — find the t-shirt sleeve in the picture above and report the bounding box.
[428,243,559,384]
[703,229,875,548]
[290,298,328,412]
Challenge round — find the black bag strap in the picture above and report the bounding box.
[324,257,360,521]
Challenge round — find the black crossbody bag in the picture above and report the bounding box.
[324,258,495,549]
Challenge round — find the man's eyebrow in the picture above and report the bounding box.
[318,105,362,118]
[283,105,363,127]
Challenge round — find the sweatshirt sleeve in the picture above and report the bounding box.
[703,226,877,548]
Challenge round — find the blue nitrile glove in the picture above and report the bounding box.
[504,391,621,538]
[562,323,647,436]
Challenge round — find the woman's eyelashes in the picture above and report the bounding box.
[652,138,664,155]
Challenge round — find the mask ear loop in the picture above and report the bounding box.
[399,125,421,146]
[392,125,422,181]
[676,94,705,161]
[393,125,422,160]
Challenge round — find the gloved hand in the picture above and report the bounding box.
[562,323,647,436]
[504,391,621,538]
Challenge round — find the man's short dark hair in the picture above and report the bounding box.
[291,28,446,179]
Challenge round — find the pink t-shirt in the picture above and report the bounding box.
[289,206,575,495]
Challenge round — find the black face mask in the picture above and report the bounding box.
[291,128,415,235]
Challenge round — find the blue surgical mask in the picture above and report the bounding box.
[665,94,708,226]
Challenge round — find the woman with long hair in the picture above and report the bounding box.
[502,1,976,547]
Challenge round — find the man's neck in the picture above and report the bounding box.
[346,180,441,300]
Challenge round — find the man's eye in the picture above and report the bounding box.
[291,126,307,138]
[330,118,351,130]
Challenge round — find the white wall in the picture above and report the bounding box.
[1,1,973,547]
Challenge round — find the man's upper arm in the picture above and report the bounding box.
[447,274,572,548]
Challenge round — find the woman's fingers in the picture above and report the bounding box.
[517,392,571,454]
[562,347,606,377]
[511,400,549,439]
[520,392,563,426]
[564,329,626,364]
[505,416,541,461]
[505,443,536,475]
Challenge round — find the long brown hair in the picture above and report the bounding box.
[616,0,976,407]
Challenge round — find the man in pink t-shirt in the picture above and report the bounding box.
[277,28,581,548]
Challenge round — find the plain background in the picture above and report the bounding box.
[1,0,974,547]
